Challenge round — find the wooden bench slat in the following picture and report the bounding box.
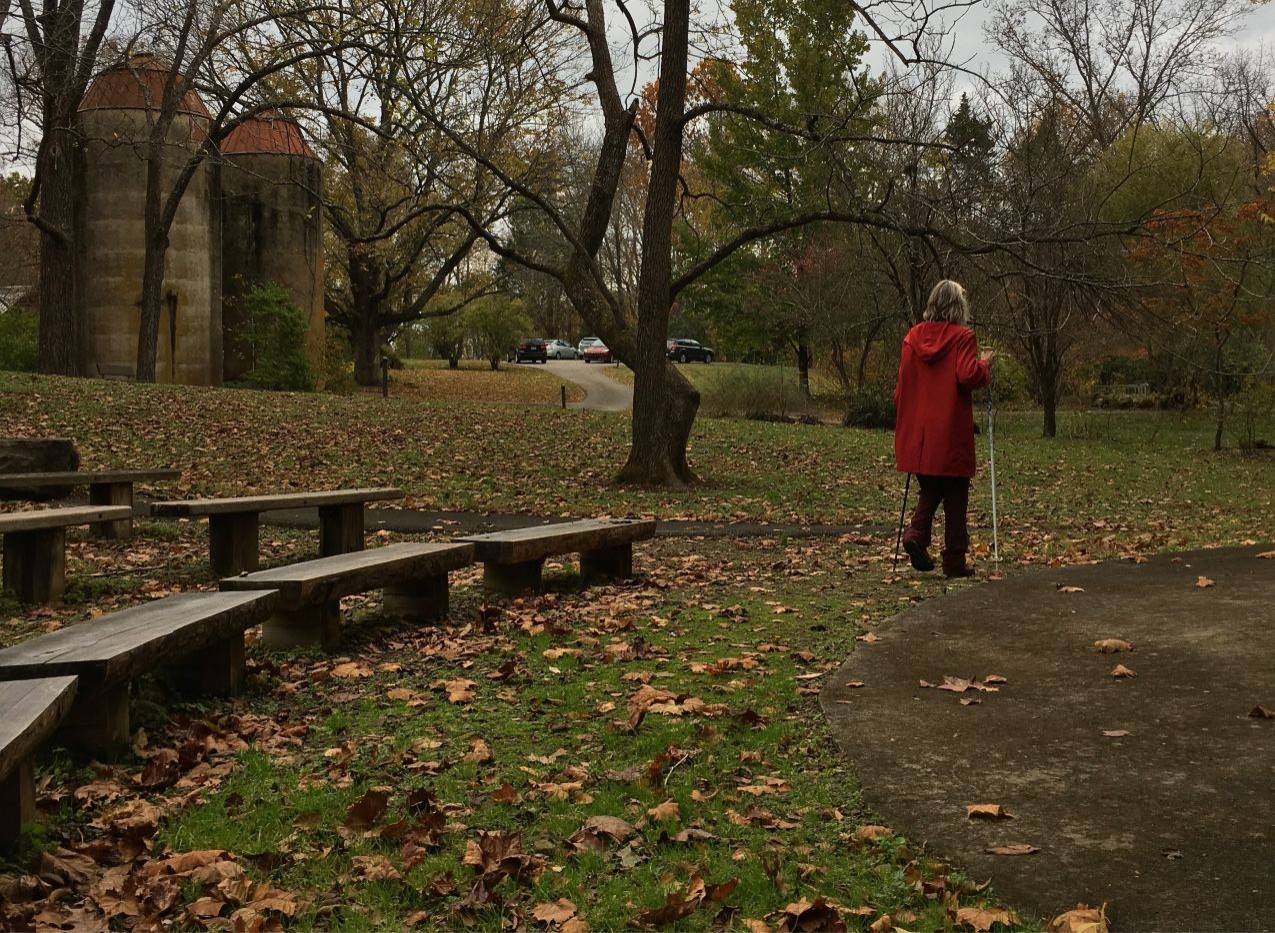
[152,487,402,517]
[220,542,473,607]
[459,519,656,564]
[0,676,77,783]
[0,506,133,534]
[0,591,278,687]
[0,470,180,486]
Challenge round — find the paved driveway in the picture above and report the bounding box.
[543,359,632,412]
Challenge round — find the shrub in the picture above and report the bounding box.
[319,328,355,395]
[0,307,38,372]
[700,366,810,419]
[842,386,896,429]
[232,284,313,391]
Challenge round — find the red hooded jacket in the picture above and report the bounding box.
[893,322,989,478]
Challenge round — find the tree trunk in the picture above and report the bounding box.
[618,0,694,486]
[136,145,169,383]
[35,123,81,376]
[797,341,811,397]
[351,318,381,385]
[448,355,459,370]
[1041,375,1058,438]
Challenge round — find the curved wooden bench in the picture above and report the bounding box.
[0,469,180,538]
[0,591,277,755]
[458,518,657,594]
[151,487,403,576]
[0,676,77,844]
[220,542,474,650]
[0,506,133,603]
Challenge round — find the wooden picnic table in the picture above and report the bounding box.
[0,468,180,538]
[0,506,133,604]
[150,487,403,577]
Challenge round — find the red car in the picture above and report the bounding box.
[583,342,612,364]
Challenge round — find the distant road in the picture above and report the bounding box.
[542,359,632,412]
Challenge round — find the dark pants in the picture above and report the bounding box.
[903,474,970,574]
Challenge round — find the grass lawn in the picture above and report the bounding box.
[0,372,1271,930]
[370,359,586,405]
[605,362,844,420]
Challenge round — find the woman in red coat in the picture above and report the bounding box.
[894,280,994,577]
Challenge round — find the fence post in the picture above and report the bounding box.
[561,385,567,409]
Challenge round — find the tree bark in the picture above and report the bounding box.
[1040,372,1058,438]
[618,0,696,486]
[35,124,80,376]
[797,340,812,397]
[351,317,381,385]
[136,141,170,383]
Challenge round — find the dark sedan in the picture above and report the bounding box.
[515,338,548,363]
[667,338,714,363]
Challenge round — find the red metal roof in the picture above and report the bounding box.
[79,53,210,119]
[220,113,317,159]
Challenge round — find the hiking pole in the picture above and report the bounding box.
[985,367,1000,565]
[892,472,912,574]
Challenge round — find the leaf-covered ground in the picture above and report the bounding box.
[2,372,1272,562]
[0,373,1269,931]
[382,361,586,406]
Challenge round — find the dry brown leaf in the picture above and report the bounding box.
[985,843,1039,856]
[647,799,681,822]
[343,788,390,830]
[1195,575,1215,588]
[1092,639,1133,653]
[1249,705,1275,719]
[954,906,1020,931]
[1257,550,1275,559]
[331,661,373,678]
[1056,585,1085,593]
[783,897,848,931]
[854,824,892,841]
[1110,664,1136,678]
[966,804,1013,820]
[463,737,493,764]
[351,855,400,881]
[1047,904,1109,933]
[531,898,577,925]
[434,678,476,704]
[1101,729,1131,737]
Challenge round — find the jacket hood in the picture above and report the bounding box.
[905,321,967,363]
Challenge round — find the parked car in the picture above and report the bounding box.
[583,341,612,364]
[515,338,548,363]
[667,338,714,363]
[546,339,578,360]
[577,337,601,355]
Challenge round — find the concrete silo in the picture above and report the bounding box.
[77,53,221,386]
[219,113,324,381]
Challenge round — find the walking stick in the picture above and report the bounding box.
[892,472,912,574]
[985,366,1000,566]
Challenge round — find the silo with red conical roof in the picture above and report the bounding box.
[77,52,221,385]
[219,113,324,382]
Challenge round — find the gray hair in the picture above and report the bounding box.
[923,280,970,325]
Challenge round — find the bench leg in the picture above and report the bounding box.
[319,504,365,556]
[384,574,449,623]
[262,601,341,651]
[162,634,246,696]
[0,759,35,845]
[209,513,259,577]
[483,560,543,595]
[2,529,66,604]
[59,684,131,757]
[580,544,634,585]
[89,482,134,538]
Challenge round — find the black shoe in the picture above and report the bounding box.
[903,539,935,572]
[944,565,976,579]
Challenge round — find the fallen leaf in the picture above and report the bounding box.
[1257,550,1275,559]
[845,681,866,689]
[1092,639,1133,653]
[351,855,400,881]
[633,876,706,925]
[647,799,681,823]
[1249,706,1275,719]
[966,804,1013,820]
[782,897,848,931]
[954,905,1020,930]
[1195,575,1215,588]
[1110,664,1136,678]
[331,661,373,678]
[1101,729,1131,737]
[343,788,390,830]
[1056,585,1085,593]
[532,898,577,925]
[1047,904,1110,933]
[985,843,1039,856]
[853,824,892,841]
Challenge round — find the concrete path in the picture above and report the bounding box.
[543,359,632,411]
[821,546,1275,930]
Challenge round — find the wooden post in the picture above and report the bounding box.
[0,759,35,845]
[88,482,134,538]
[384,574,449,622]
[581,544,634,584]
[262,602,341,651]
[381,356,390,398]
[560,385,567,409]
[1,529,66,604]
[59,684,131,757]
[162,635,246,696]
[483,559,544,595]
[208,513,259,577]
[318,503,365,556]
